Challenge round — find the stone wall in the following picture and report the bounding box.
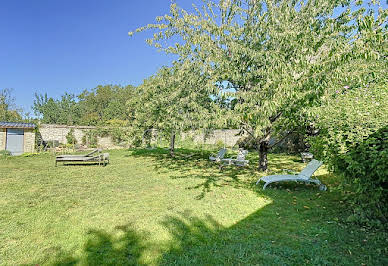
[0,128,5,150]
[182,129,244,147]
[23,129,35,153]
[39,124,94,145]
[39,124,117,149]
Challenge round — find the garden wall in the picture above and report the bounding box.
[39,124,116,149]
[23,129,35,153]
[0,128,5,150]
[182,129,244,147]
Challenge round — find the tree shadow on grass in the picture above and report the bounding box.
[47,224,148,266]
[46,202,386,265]
[129,148,329,199]
[157,207,386,265]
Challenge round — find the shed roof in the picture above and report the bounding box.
[0,121,36,129]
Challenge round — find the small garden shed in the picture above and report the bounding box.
[0,122,36,155]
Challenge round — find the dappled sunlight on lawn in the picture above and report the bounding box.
[1,149,386,265]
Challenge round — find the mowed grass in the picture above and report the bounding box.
[0,149,387,265]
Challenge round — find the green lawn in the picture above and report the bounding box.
[0,149,386,265]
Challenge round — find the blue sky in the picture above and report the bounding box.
[0,0,386,114]
[0,0,202,114]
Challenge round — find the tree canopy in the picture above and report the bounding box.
[0,88,22,122]
[33,85,136,126]
[131,0,387,170]
[129,60,216,154]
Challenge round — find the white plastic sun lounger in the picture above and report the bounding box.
[256,159,326,190]
[209,148,227,162]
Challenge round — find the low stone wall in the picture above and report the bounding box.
[0,128,5,150]
[39,124,117,149]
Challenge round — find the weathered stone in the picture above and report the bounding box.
[0,128,6,150]
[23,129,35,153]
[39,124,117,149]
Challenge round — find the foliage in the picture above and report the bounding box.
[82,130,98,147]
[33,92,81,125]
[66,128,77,145]
[0,88,22,122]
[130,0,386,170]
[104,119,131,145]
[0,150,11,156]
[78,85,136,126]
[130,61,216,154]
[33,85,136,126]
[333,127,387,225]
[307,3,388,224]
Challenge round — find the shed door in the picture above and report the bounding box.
[6,129,24,155]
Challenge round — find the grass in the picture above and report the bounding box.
[0,148,387,265]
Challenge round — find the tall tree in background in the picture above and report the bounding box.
[78,85,136,126]
[33,93,81,125]
[33,85,136,126]
[0,88,22,122]
[131,0,385,171]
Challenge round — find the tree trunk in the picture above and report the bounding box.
[258,139,269,172]
[169,132,175,157]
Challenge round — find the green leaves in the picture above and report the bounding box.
[130,0,387,170]
[0,88,22,122]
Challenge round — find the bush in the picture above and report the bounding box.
[309,84,387,226]
[66,129,77,145]
[0,150,11,156]
[82,130,98,147]
[215,140,225,150]
[332,127,387,225]
[45,140,60,148]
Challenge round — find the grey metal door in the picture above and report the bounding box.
[6,129,24,155]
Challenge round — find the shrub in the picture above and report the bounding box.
[215,140,225,150]
[309,84,387,226]
[66,129,77,145]
[82,130,98,148]
[0,150,11,156]
[333,127,387,225]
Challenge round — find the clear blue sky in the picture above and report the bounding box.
[0,0,386,114]
[0,0,202,114]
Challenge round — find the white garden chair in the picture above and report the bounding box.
[222,149,249,166]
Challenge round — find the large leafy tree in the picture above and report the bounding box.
[0,88,22,122]
[33,85,136,126]
[78,85,136,126]
[33,92,81,125]
[309,2,388,163]
[307,2,387,222]
[131,0,375,170]
[131,60,215,155]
